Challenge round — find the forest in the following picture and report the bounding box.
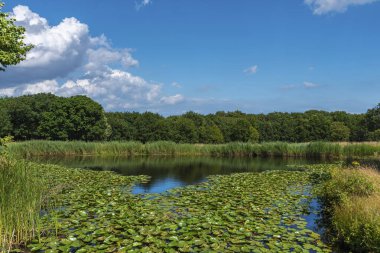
[0,93,379,143]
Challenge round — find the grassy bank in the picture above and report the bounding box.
[0,156,45,251]
[8,140,380,158]
[316,165,380,252]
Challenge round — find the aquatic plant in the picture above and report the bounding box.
[7,140,380,159]
[23,165,330,252]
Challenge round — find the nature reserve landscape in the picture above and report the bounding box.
[1,0,380,252]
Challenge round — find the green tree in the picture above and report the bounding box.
[134,112,163,143]
[106,113,136,141]
[230,119,254,142]
[330,122,350,141]
[304,110,332,141]
[66,96,109,141]
[199,124,224,144]
[168,117,198,143]
[0,106,11,137]
[0,1,33,71]
[365,103,380,133]
[368,129,380,141]
[249,126,260,143]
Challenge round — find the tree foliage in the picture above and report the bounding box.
[329,122,350,141]
[0,1,33,71]
[0,93,379,143]
[0,94,109,141]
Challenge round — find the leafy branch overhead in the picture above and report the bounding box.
[0,1,33,71]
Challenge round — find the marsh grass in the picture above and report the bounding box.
[7,140,380,159]
[0,157,45,252]
[318,166,380,252]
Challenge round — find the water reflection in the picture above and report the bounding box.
[31,156,325,193]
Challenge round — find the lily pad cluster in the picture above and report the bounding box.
[24,164,331,252]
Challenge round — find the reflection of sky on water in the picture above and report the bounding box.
[132,177,193,194]
[30,156,329,193]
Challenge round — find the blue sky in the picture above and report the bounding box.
[1,0,380,115]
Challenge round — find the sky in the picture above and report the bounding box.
[1,0,380,115]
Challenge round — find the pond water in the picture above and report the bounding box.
[31,156,326,194]
[26,156,379,252]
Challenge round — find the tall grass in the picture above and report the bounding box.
[7,140,380,159]
[0,156,45,252]
[317,166,380,252]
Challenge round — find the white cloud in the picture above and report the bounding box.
[303,81,320,88]
[0,68,169,110]
[171,82,182,88]
[85,48,138,74]
[280,82,320,90]
[305,0,378,15]
[0,88,17,97]
[136,0,152,10]
[22,80,59,95]
[2,6,92,85]
[244,65,258,74]
[160,94,185,105]
[0,5,185,112]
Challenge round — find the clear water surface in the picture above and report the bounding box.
[31,156,326,194]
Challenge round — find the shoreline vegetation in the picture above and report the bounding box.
[7,140,380,159]
[314,164,380,252]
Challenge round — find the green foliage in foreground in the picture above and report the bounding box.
[315,166,380,252]
[8,140,380,159]
[0,157,45,251]
[22,163,330,252]
[0,1,33,71]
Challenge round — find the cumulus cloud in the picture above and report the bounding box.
[1,6,90,85]
[22,80,59,95]
[244,65,258,74]
[305,0,378,15]
[160,94,185,105]
[0,5,184,111]
[0,68,170,110]
[85,48,138,73]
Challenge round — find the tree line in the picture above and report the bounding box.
[0,94,379,143]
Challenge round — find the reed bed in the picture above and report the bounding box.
[7,140,380,159]
[317,166,380,252]
[0,157,45,252]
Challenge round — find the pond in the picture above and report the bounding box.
[31,156,326,194]
[27,156,342,252]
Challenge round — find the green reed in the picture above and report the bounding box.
[7,140,380,159]
[0,157,45,252]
